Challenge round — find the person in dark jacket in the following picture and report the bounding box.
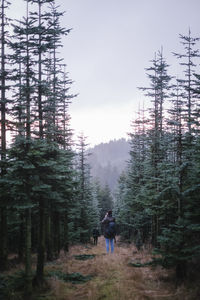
[92,227,100,245]
[101,210,116,253]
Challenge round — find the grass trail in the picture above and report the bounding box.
[45,237,195,300]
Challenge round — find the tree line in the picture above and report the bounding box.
[0,0,114,296]
[114,32,200,281]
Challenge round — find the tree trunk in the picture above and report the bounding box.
[64,211,69,253]
[0,0,8,271]
[36,199,45,285]
[46,212,53,261]
[176,261,187,283]
[24,3,32,294]
[25,207,32,296]
[18,213,25,262]
[53,211,60,258]
[151,215,157,247]
[0,207,7,270]
[35,0,45,285]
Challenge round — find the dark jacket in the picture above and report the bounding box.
[101,216,116,239]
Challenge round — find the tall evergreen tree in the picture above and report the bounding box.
[8,0,39,293]
[75,133,93,243]
[0,0,11,271]
[173,30,199,137]
[138,49,172,246]
[6,0,75,291]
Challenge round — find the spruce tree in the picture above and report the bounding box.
[75,133,93,243]
[139,49,172,246]
[7,0,75,290]
[173,30,199,137]
[0,0,11,271]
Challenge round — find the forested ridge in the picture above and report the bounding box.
[88,138,130,192]
[0,0,200,299]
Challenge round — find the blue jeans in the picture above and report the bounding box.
[105,238,114,253]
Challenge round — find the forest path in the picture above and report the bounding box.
[46,237,184,300]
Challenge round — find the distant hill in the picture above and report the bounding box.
[88,138,130,192]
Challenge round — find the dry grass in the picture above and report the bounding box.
[5,238,198,299]
[44,237,197,300]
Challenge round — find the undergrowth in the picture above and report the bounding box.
[0,271,26,300]
[1,237,200,299]
[47,270,93,284]
[74,254,96,260]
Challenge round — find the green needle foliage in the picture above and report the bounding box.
[74,254,96,260]
[116,38,200,282]
[47,270,93,284]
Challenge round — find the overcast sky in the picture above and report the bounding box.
[11,0,200,146]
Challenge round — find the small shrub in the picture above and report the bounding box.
[74,254,96,260]
[47,270,93,284]
[0,271,26,300]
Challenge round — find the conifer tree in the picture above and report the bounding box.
[173,30,199,142]
[6,0,75,290]
[90,180,101,229]
[139,49,172,246]
[0,0,12,271]
[99,184,113,219]
[8,1,37,292]
[75,133,93,243]
[114,172,129,238]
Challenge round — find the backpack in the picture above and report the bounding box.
[105,221,116,238]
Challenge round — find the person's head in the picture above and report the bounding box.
[107,210,112,217]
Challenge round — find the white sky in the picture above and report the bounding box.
[10,0,200,146]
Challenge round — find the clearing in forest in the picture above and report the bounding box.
[44,236,194,300]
